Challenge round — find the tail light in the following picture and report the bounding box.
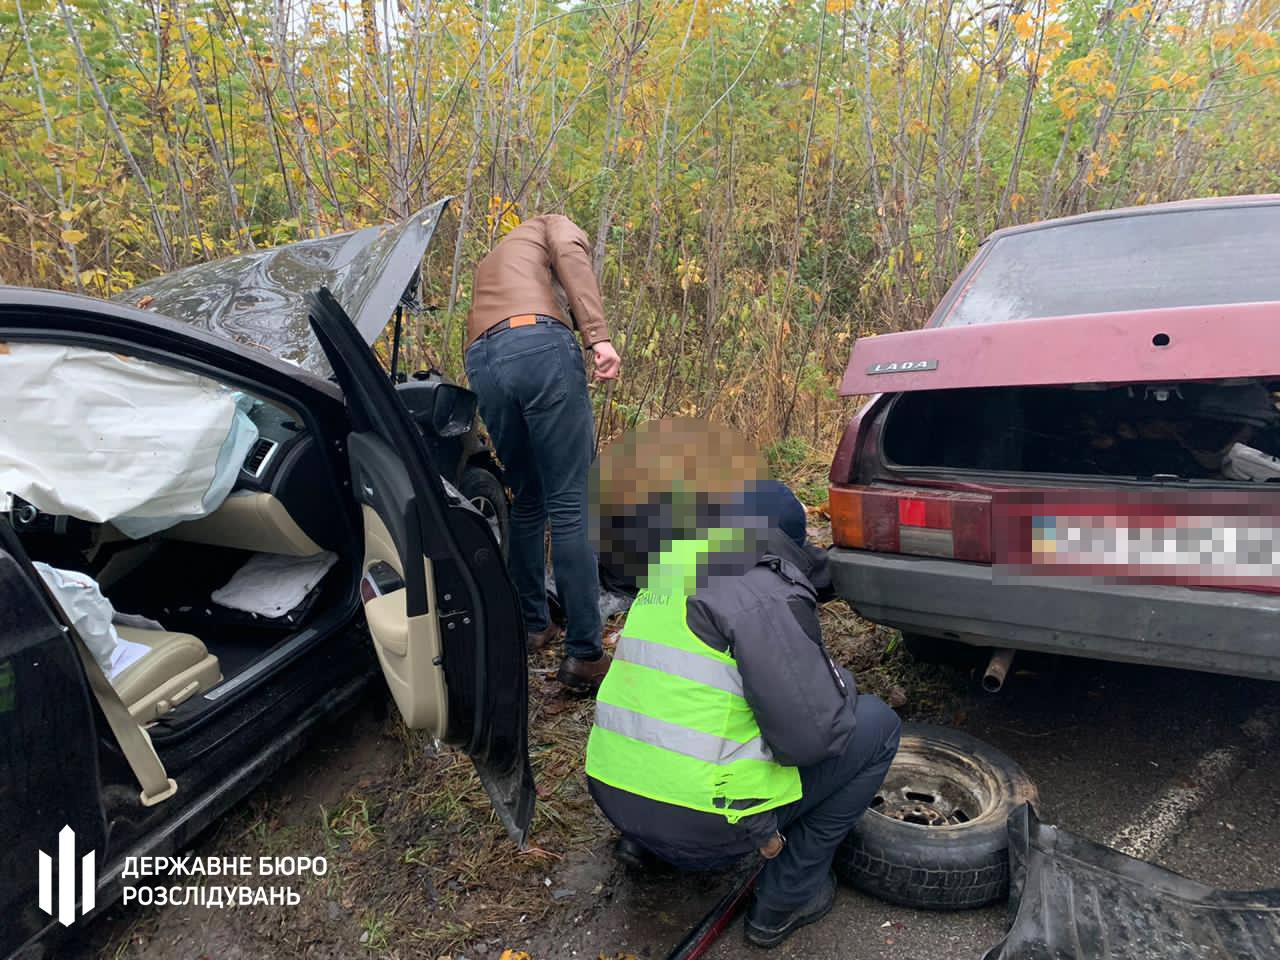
[829,483,992,563]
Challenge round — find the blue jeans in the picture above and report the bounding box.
[464,321,603,660]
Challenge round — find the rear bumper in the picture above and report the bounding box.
[829,548,1280,681]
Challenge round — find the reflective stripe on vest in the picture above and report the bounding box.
[594,702,776,766]
[586,530,803,822]
[613,633,744,697]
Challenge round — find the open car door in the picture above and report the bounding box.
[307,288,534,844]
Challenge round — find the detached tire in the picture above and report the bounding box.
[458,467,510,557]
[835,723,1038,910]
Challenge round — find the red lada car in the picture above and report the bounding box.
[828,196,1280,683]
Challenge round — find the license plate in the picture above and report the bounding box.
[1031,515,1280,577]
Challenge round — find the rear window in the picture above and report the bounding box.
[943,204,1280,326]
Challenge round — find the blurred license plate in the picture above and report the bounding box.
[993,492,1280,588]
[1031,516,1280,576]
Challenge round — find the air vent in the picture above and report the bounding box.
[243,438,279,478]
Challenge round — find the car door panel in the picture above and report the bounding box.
[358,497,447,732]
[307,288,534,843]
[0,523,108,950]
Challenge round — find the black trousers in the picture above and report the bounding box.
[755,693,902,910]
[590,694,901,907]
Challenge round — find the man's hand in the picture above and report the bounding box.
[759,832,785,859]
[591,340,621,381]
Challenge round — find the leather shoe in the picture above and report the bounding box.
[744,870,836,949]
[556,652,611,691]
[527,623,563,653]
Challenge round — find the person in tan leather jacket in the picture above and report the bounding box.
[464,214,620,690]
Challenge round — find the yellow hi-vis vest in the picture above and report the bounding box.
[585,529,803,823]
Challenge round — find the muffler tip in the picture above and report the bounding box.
[983,648,1016,693]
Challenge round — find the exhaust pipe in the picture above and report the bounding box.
[983,648,1016,693]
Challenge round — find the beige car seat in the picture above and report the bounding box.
[112,626,222,722]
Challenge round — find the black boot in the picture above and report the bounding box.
[743,869,837,949]
[614,835,652,872]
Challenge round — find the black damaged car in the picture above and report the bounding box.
[0,199,532,959]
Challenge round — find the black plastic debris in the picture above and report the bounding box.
[983,804,1280,960]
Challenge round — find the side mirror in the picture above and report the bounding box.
[431,383,478,438]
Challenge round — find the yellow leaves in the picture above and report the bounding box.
[1009,192,1026,211]
[1064,51,1108,85]
[1096,79,1117,100]
[906,117,930,137]
[60,229,87,245]
[1165,24,1187,41]
[1211,29,1236,52]
[1149,75,1170,92]
[1052,85,1079,119]
[1042,22,1072,47]
[1012,13,1035,41]
[77,267,109,291]
[675,257,704,292]
[1168,69,1197,90]
[1083,152,1109,186]
[486,196,521,237]
[498,952,532,960]
[1235,50,1260,77]
[1118,2,1151,24]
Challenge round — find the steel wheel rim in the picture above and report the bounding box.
[868,744,1000,828]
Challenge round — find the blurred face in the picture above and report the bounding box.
[592,418,769,585]
[592,417,766,509]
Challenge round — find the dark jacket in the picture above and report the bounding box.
[589,529,857,869]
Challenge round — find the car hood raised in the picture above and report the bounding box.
[115,199,449,375]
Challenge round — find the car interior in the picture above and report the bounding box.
[884,379,1280,483]
[4,341,356,725]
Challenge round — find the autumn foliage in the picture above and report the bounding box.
[2,0,1278,447]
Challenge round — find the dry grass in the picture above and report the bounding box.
[306,638,623,957]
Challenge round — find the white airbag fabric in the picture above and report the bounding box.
[34,561,119,675]
[33,562,161,680]
[0,343,259,537]
[211,550,338,618]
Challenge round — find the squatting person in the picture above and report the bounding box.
[585,486,901,948]
[464,213,621,691]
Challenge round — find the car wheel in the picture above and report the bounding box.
[458,466,509,556]
[834,723,1038,910]
[900,632,986,668]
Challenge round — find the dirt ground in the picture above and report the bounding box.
[68,510,1280,960]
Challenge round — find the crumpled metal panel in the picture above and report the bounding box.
[114,199,449,374]
[983,805,1280,960]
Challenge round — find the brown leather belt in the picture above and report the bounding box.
[478,314,559,339]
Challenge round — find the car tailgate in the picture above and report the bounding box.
[839,301,1280,396]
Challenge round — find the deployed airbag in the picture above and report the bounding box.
[983,804,1280,960]
[0,343,258,536]
[211,550,338,618]
[33,562,151,679]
